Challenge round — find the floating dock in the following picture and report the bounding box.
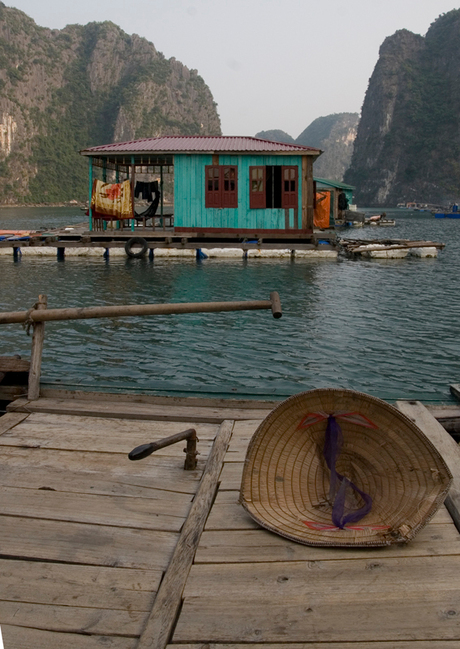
[0,221,338,259]
[340,238,445,258]
[0,390,460,648]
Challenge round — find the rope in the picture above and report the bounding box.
[22,301,38,336]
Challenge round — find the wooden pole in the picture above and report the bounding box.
[88,156,93,232]
[28,294,47,401]
[0,294,282,325]
[305,156,314,231]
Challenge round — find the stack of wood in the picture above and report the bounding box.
[340,238,445,255]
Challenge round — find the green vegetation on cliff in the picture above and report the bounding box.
[345,10,460,206]
[0,5,221,204]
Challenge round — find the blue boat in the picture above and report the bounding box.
[434,204,460,218]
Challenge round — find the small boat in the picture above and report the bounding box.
[0,230,35,240]
[434,204,460,218]
[364,215,396,227]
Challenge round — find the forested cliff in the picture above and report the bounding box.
[0,3,221,204]
[345,10,460,207]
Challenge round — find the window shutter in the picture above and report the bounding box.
[249,166,266,209]
[222,166,238,208]
[281,166,298,209]
[205,166,221,208]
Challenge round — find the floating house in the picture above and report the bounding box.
[80,136,323,242]
[313,177,355,227]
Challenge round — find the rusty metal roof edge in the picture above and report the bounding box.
[80,135,322,156]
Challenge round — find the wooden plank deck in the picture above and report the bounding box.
[0,401,231,648]
[1,396,460,648]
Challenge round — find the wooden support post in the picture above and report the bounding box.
[160,164,164,230]
[57,247,65,261]
[131,156,135,231]
[28,295,47,401]
[13,246,21,261]
[149,248,154,261]
[88,156,93,232]
[305,156,314,231]
[301,156,310,230]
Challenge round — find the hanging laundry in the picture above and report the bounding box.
[91,179,133,218]
[134,181,159,202]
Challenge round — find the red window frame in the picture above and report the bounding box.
[205,165,238,208]
[282,166,298,208]
[250,165,299,209]
[249,166,266,209]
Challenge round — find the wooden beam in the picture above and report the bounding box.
[301,156,307,229]
[396,400,460,532]
[136,419,234,649]
[305,156,314,230]
[0,357,30,372]
[450,384,460,401]
[0,296,280,325]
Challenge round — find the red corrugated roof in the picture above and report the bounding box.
[80,135,321,155]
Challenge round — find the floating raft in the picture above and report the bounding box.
[340,238,445,258]
[0,391,459,647]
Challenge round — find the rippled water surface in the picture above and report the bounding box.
[1,207,459,402]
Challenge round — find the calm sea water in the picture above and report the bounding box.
[1,206,459,403]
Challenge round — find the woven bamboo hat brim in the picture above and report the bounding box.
[240,388,452,547]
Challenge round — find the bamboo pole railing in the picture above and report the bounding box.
[1,292,282,401]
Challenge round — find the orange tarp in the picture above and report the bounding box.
[314,191,330,228]
[91,179,133,219]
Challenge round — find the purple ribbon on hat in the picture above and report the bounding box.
[323,415,372,529]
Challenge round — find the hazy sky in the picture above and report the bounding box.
[5,1,458,138]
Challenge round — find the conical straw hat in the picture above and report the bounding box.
[240,388,452,547]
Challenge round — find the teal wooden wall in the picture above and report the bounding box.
[174,154,303,230]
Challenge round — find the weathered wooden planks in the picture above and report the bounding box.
[0,485,190,531]
[194,522,460,564]
[0,356,30,372]
[0,411,29,436]
[0,559,160,610]
[8,396,270,423]
[0,600,146,636]
[0,447,203,496]
[0,515,178,570]
[0,404,229,647]
[2,626,138,649]
[396,400,460,531]
[174,588,460,643]
[1,412,216,455]
[183,555,460,598]
[450,384,460,401]
[137,420,235,649]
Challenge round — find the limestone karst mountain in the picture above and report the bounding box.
[0,3,221,203]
